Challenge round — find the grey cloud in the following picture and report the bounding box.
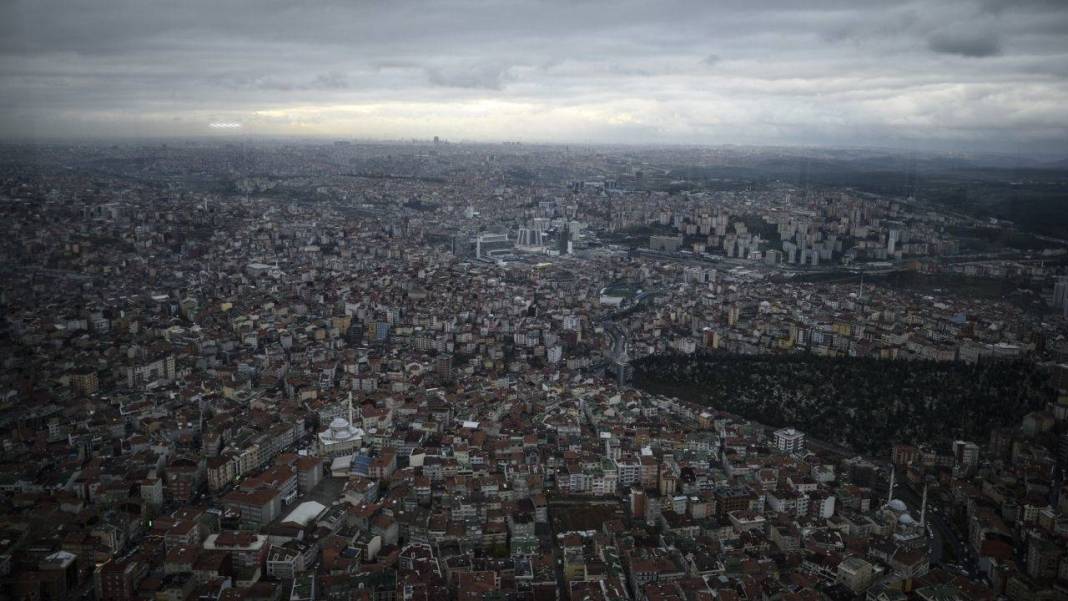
[310,71,351,90]
[251,72,352,91]
[0,0,1066,153]
[928,30,1002,57]
[425,63,514,90]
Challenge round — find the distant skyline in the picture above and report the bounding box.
[2,0,1068,155]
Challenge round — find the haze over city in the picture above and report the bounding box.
[3,0,1068,154]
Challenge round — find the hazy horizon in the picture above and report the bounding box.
[3,0,1068,155]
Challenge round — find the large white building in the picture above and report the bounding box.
[475,233,512,260]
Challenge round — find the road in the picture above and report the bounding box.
[604,323,626,358]
[2,264,96,282]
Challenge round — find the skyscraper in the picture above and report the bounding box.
[558,221,571,255]
[516,228,545,249]
[1054,276,1068,317]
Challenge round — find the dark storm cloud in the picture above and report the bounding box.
[247,72,353,91]
[0,0,1066,153]
[928,30,1002,57]
[425,64,514,90]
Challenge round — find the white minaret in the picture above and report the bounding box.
[887,468,896,506]
[347,391,354,425]
[920,482,928,527]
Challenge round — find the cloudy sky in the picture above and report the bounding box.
[2,0,1067,153]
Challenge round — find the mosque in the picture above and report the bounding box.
[882,468,929,549]
[317,393,365,459]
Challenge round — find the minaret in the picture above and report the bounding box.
[920,483,928,527]
[347,391,354,426]
[887,468,896,506]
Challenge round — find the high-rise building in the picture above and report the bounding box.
[650,235,683,252]
[71,368,99,395]
[629,486,647,520]
[1027,532,1063,580]
[772,428,806,453]
[98,557,148,601]
[38,551,79,601]
[953,440,980,471]
[476,233,512,260]
[837,557,874,594]
[435,354,453,383]
[516,228,545,249]
[558,221,571,255]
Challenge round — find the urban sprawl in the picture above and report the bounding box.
[2,141,1068,601]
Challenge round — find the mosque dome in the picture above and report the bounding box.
[330,417,352,439]
[886,499,907,512]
